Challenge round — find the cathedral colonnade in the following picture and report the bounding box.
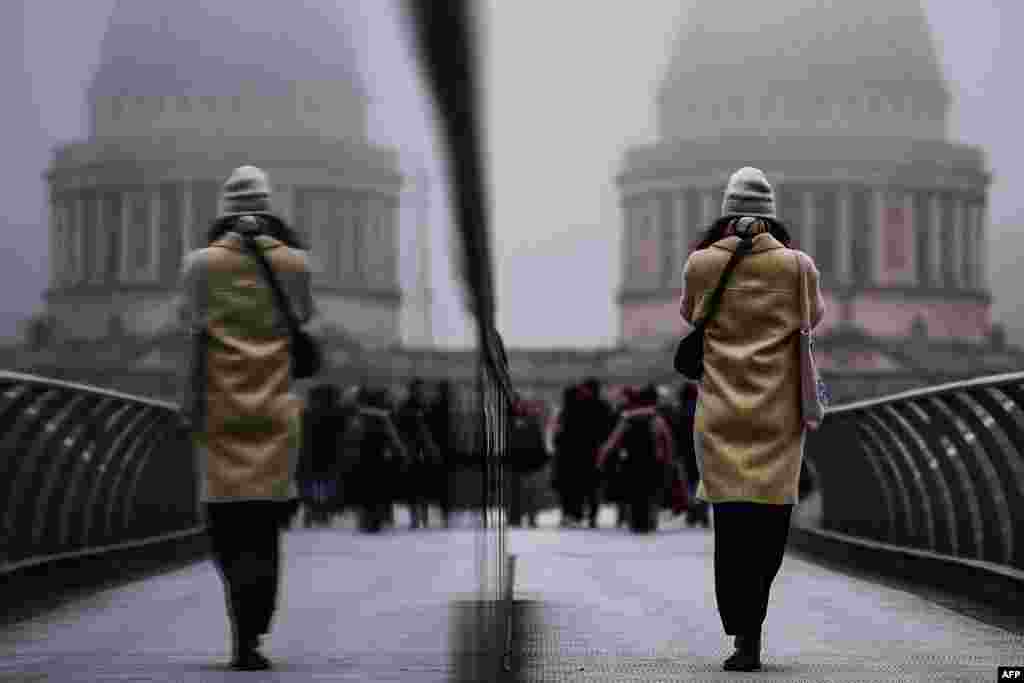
[618,172,990,345]
[45,165,401,343]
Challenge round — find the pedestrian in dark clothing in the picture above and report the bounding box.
[427,380,458,528]
[347,387,407,533]
[655,386,690,518]
[597,385,675,533]
[551,385,584,526]
[602,387,635,528]
[299,383,346,528]
[396,379,440,529]
[504,395,550,527]
[577,378,616,528]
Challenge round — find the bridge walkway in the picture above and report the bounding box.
[2,508,1021,682]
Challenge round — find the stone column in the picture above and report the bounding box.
[660,192,675,289]
[647,194,661,289]
[836,186,852,286]
[73,194,85,285]
[904,192,917,286]
[801,189,815,259]
[620,200,631,291]
[182,180,193,258]
[960,200,972,290]
[871,187,885,286]
[950,195,964,289]
[120,192,131,283]
[702,188,717,228]
[315,192,334,286]
[49,194,61,288]
[674,192,688,285]
[91,194,106,286]
[929,194,943,287]
[977,202,989,291]
[149,186,161,283]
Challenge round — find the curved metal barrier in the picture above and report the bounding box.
[0,371,201,573]
[808,370,1024,570]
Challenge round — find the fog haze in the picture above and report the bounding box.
[2,1,1022,349]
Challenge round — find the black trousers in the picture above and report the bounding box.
[205,501,291,648]
[712,501,793,637]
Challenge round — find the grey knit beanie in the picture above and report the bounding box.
[219,165,274,218]
[720,166,776,220]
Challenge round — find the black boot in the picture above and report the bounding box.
[722,633,761,671]
[231,632,272,671]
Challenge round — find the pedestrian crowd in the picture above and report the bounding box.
[543,378,709,533]
[292,375,714,536]
[295,378,461,533]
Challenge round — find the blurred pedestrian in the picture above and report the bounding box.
[396,378,440,529]
[549,386,576,525]
[680,167,825,670]
[675,381,709,527]
[347,387,407,533]
[504,395,550,527]
[655,386,690,518]
[578,378,616,528]
[596,385,674,533]
[298,383,346,528]
[428,380,458,528]
[178,165,315,671]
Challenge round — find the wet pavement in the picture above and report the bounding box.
[1,506,1021,681]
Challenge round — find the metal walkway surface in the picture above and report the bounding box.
[1,515,1022,682]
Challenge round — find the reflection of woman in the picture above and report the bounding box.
[679,167,825,672]
[179,166,316,671]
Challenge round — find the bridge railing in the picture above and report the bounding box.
[0,371,201,573]
[807,370,1024,571]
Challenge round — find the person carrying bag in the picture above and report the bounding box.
[177,166,318,671]
[236,216,322,380]
[679,167,826,672]
[674,226,755,380]
[796,252,829,430]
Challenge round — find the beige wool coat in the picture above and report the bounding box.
[679,233,824,505]
[178,231,315,503]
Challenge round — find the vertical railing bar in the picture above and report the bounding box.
[865,409,936,550]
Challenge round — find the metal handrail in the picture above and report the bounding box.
[808,369,1024,570]
[826,369,1024,416]
[0,371,198,573]
[0,370,177,410]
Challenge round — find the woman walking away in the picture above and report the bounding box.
[680,167,824,671]
[178,165,317,671]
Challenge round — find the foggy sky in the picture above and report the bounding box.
[3,1,1022,349]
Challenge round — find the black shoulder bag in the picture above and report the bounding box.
[673,237,753,379]
[239,233,323,379]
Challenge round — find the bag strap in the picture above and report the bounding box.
[237,230,304,339]
[794,251,810,330]
[696,236,754,328]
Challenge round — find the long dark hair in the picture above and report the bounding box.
[206,213,306,249]
[693,216,792,251]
